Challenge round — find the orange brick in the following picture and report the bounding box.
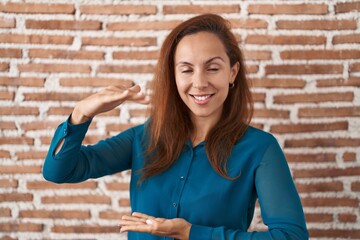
[0,63,9,71]
[60,77,133,87]
[250,78,306,88]
[316,77,360,87]
[0,3,74,14]
[98,64,154,74]
[0,150,10,158]
[99,210,130,219]
[29,49,104,60]
[301,197,358,207]
[0,165,41,174]
[253,109,290,119]
[335,2,360,13]
[0,208,11,217]
[271,121,348,133]
[246,65,259,74]
[42,195,111,204]
[113,50,159,60]
[129,109,149,118]
[285,153,336,163]
[20,121,61,131]
[309,229,360,238]
[229,19,268,29]
[80,4,156,15]
[27,181,97,190]
[0,179,18,188]
[0,106,39,115]
[248,4,328,15]
[277,20,357,30]
[296,181,343,193]
[0,91,14,100]
[338,213,357,223]
[26,20,101,30]
[47,106,74,116]
[52,224,118,233]
[0,137,34,145]
[333,33,360,44]
[0,34,73,44]
[119,198,130,207]
[16,151,47,160]
[0,235,16,240]
[274,92,353,104]
[163,5,240,14]
[23,92,91,102]
[285,138,360,148]
[105,182,129,191]
[19,210,90,219]
[243,50,271,60]
[106,123,137,132]
[305,213,333,223]
[343,152,356,162]
[351,181,360,191]
[18,63,91,73]
[83,135,110,145]
[294,167,360,178]
[252,92,266,102]
[245,34,326,45]
[0,222,43,232]
[82,36,156,47]
[0,77,45,86]
[280,50,360,59]
[0,193,33,202]
[350,62,360,73]
[0,17,15,28]
[108,20,180,31]
[265,64,343,75]
[298,107,360,118]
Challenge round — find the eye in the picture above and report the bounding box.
[207,68,219,72]
[181,69,193,74]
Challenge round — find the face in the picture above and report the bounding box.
[174,31,239,124]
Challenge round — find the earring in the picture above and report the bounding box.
[229,82,235,89]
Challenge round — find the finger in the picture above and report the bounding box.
[132,212,155,220]
[120,224,152,234]
[119,219,146,226]
[122,215,147,223]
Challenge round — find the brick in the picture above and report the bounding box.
[83,135,110,145]
[350,62,360,73]
[298,107,360,118]
[80,4,156,15]
[105,182,129,191]
[0,150,10,158]
[0,91,14,100]
[16,151,47,160]
[338,213,357,223]
[0,165,41,174]
[271,121,348,133]
[0,106,39,115]
[294,167,360,178]
[26,20,101,30]
[351,181,360,191]
[0,34,73,44]
[163,5,240,14]
[99,210,130,219]
[119,198,130,207]
[0,18,15,28]
[274,92,353,104]
[248,4,328,15]
[23,92,91,102]
[0,208,11,217]
[0,48,22,58]
[27,181,97,190]
[108,20,180,31]
[301,197,358,207]
[0,137,34,145]
[276,20,357,30]
[253,109,290,119]
[0,77,45,87]
[20,121,61,131]
[285,153,336,163]
[113,50,159,60]
[296,181,343,193]
[82,36,156,47]
[29,49,104,60]
[19,210,90,219]
[0,179,18,188]
[60,77,133,87]
[106,123,136,132]
[333,34,360,44]
[18,63,91,73]
[335,2,360,13]
[343,152,356,162]
[0,193,33,202]
[0,222,43,232]
[0,3,74,14]
[0,236,16,240]
[98,64,154,74]
[42,195,111,204]
[285,138,360,148]
[309,229,360,238]
[316,77,360,87]
[229,19,268,29]
[252,92,265,102]
[280,50,360,59]
[129,109,149,118]
[0,63,9,71]
[52,224,118,233]
[243,50,271,60]
[47,107,75,116]
[265,64,343,75]
[245,35,326,45]
[246,65,259,74]
[305,213,333,223]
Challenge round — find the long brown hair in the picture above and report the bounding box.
[141,14,253,181]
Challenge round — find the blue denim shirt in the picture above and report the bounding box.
[43,117,308,240]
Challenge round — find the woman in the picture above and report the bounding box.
[43,14,308,240]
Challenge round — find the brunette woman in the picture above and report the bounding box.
[43,14,308,240]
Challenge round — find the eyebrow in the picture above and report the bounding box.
[175,56,225,66]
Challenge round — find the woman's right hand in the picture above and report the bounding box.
[71,84,149,124]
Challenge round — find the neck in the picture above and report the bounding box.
[191,115,220,146]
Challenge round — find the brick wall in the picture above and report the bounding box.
[0,0,359,239]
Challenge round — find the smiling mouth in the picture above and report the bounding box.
[189,94,214,103]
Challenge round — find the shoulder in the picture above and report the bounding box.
[241,126,278,146]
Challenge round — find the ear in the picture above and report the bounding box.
[229,62,240,84]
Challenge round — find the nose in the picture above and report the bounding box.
[192,71,208,89]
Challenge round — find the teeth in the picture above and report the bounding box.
[193,95,211,101]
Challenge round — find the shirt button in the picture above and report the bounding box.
[180,176,184,180]
[64,128,67,135]
[172,202,177,207]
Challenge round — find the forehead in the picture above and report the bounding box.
[174,31,229,63]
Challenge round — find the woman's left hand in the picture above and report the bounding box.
[119,212,192,240]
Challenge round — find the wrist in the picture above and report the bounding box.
[70,107,91,125]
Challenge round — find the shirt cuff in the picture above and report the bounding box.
[189,224,213,240]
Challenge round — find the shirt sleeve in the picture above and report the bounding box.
[42,115,133,183]
[189,140,309,240]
